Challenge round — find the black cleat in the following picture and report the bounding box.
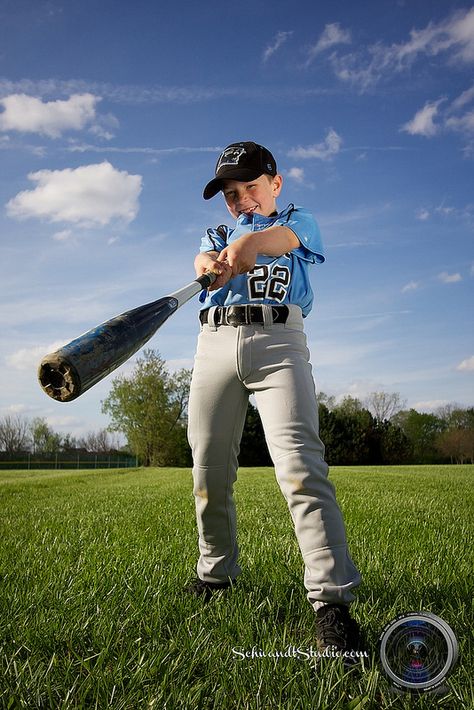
[184,577,235,601]
[315,604,362,663]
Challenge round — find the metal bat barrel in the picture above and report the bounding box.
[38,272,216,402]
[38,297,179,402]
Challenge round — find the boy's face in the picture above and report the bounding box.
[222,174,283,219]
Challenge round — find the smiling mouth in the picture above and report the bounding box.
[239,206,258,215]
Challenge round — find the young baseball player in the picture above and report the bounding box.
[186,142,362,654]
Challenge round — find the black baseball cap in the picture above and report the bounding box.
[203,141,277,200]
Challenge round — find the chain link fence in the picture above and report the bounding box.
[0,452,138,470]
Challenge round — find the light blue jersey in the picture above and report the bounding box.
[198,203,324,317]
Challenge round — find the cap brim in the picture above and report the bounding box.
[203,168,264,200]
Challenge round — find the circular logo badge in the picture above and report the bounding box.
[379,612,458,693]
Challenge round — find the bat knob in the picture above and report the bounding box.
[197,271,217,289]
[38,357,80,402]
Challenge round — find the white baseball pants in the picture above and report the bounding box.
[187,305,361,610]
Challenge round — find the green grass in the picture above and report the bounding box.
[0,465,473,709]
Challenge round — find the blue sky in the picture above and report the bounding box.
[1,0,473,439]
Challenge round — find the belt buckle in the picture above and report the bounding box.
[224,307,237,326]
[225,306,246,326]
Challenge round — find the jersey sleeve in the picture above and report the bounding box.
[279,207,325,264]
[199,224,232,253]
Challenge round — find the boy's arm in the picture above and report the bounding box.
[216,225,300,276]
[194,251,233,291]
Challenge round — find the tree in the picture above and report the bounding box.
[435,405,474,464]
[78,429,120,453]
[436,405,474,431]
[317,391,336,411]
[61,433,78,452]
[321,400,377,465]
[0,415,30,453]
[30,417,62,454]
[102,350,192,466]
[436,428,474,464]
[375,419,412,464]
[392,409,444,463]
[334,396,365,416]
[365,391,406,422]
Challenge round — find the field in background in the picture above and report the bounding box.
[1,465,473,709]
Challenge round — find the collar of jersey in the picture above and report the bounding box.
[237,203,295,227]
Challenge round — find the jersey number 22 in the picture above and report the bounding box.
[247,264,291,302]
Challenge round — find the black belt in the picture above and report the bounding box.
[199,305,289,326]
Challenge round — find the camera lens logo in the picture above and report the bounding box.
[379,612,458,694]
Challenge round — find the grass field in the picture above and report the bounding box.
[0,465,473,709]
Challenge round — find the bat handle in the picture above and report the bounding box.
[195,271,218,289]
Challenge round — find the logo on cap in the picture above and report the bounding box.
[216,146,246,172]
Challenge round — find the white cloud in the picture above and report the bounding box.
[6,341,67,371]
[438,271,462,283]
[450,83,474,111]
[287,167,305,183]
[262,31,293,63]
[341,380,386,402]
[0,78,332,106]
[435,204,455,216]
[447,8,474,62]
[0,78,233,104]
[88,112,119,140]
[402,281,419,293]
[288,129,342,160]
[305,23,351,66]
[0,93,99,137]
[398,8,474,64]
[67,143,222,156]
[445,109,474,134]
[398,84,474,149]
[45,415,84,428]
[401,99,444,137]
[330,8,474,90]
[0,135,47,157]
[6,162,142,226]
[416,208,430,220]
[52,229,73,242]
[416,201,474,222]
[456,355,474,372]
[413,399,451,412]
[0,404,33,415]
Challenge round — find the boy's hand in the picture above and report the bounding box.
[207,261,233,291]
[194,251,233,291]
[217,233,258,276]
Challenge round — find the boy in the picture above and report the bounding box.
[186,141,362,654]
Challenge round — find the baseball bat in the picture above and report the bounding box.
[38,271,217,402]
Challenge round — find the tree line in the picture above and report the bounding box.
[0,415,121,456]
[2,350,473,466]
